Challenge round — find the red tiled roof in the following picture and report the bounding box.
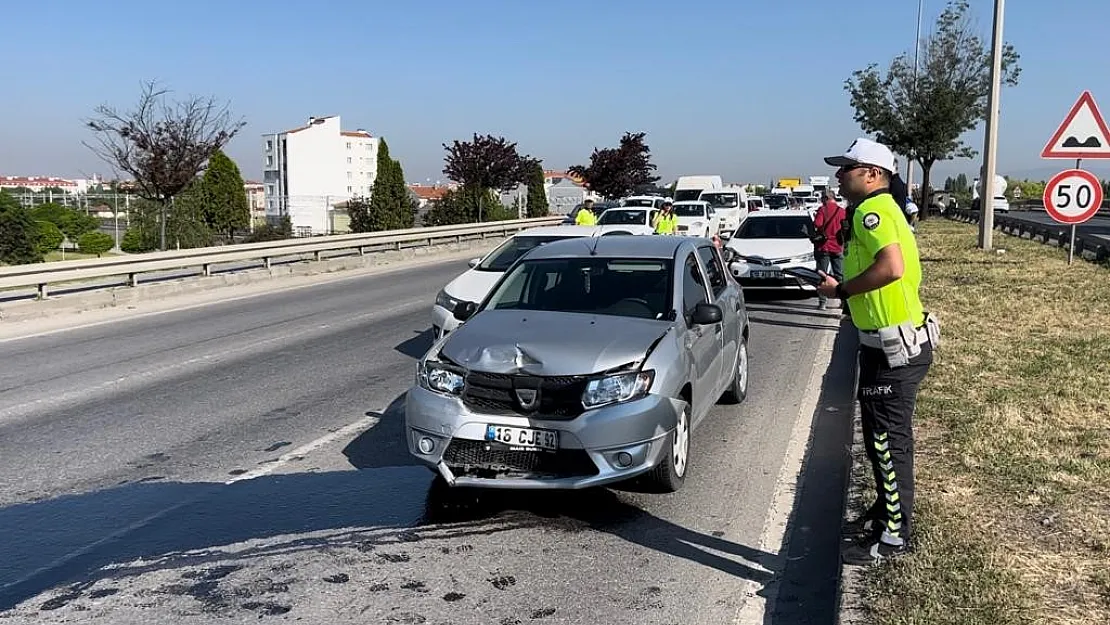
[0,176,77,187]
[409,185,450,201]
[341,130,373,138]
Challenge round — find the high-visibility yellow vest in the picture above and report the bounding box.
[576,208,597,225]
[654,214,677,234]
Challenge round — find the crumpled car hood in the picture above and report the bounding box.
[439,310,670,376]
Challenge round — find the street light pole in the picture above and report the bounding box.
[907,0,924,194]
[978,0,1005,250]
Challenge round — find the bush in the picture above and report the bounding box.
[77,231,115,257]
[120,228,151,253]
[34,220,64,255]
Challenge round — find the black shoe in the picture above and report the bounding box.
[842,515,879,540]
[841,536,908,566]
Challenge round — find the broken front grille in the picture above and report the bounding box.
[462,372,589,419]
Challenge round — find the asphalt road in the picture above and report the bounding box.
[994,210,1110,241]
[0,259,854,624]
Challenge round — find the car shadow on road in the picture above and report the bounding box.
[748,314,842,332]
[394,328,434,360]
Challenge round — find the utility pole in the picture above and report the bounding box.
[977,0,1005,250]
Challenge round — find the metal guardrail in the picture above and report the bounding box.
[945,209,1109,262]
[0,217,563,298]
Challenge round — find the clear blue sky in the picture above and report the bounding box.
[2,0,1109,186]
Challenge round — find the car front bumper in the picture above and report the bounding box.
[730,259,818,291]
[403,385,684,490]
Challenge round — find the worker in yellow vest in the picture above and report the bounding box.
[575,200,598,226]
[652,201,678,235]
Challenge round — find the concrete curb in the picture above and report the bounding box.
[0,238,498,326]
[837,407,871,624]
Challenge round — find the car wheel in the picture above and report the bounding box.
[720,336,749,404]
[648,402,690,492]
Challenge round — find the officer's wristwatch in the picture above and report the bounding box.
[835,283,848,300]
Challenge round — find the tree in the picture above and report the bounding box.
[84,80,246,249]
[423,186,510,226]
[77,231,115,257]
[353,138,414,233]
[201,149,249,241]
[29,203,99,241]
[0,191,40,265]
[34,221,64,256]
[443,133,533,192]
[525,161,549,217]
[568,132,660,200]
[843,0,1020,219]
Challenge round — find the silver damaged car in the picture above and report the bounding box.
[404,235,751,492]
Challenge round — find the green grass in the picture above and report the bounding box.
[43,250,119,262]
[858,218,1110,625]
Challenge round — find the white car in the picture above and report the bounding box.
[432,225,602,339]
[621,195,671,209]
[672,201,721,238]
[723,210,818,293]
[594,206,659,236]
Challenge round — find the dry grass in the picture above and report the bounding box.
[858,218,1110,625]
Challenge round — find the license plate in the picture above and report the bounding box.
[750,269,782,279]
[677,225,688,232]
[485,425,559,451]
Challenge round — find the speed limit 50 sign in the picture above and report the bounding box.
[1043,169,1104,225]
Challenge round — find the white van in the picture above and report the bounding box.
[674,175,723,202]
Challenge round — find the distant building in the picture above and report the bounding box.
[262,115,381,236]
[244,180,266,228]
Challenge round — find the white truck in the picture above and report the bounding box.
[673,175,723,202]
[972,175,1010,213]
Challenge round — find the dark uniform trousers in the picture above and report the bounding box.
[857,339,933,545]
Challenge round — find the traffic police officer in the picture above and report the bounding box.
[652,201,678,234]
[817,137,938,566]
[575,200,598,226]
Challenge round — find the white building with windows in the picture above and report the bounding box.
[262,115,380,236]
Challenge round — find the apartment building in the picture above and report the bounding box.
[262,115,381,236]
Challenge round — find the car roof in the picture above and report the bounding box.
[746,209,813,218]
[672,200,708,205]
[513,225,599,237]
[521,233,701,261]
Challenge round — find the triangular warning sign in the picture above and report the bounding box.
[1042,91,1110,159]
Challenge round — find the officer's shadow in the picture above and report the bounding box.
[423,482,775,584]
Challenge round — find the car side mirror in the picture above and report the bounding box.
[453,300,479,322]
[691,303,723,325]
[720,247,739,263]
[467,258,480,269]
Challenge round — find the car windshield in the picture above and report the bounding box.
[733,216,815,239]
[673,204,706,217]
[598,209,648,225]
[764,195,789,209]
[700,193,740,208]
[476,235,581,272]
[483,257,674,320]
[623,198,656,207]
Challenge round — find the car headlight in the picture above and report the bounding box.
[418,361,465,395]
[792,252,815,263]
[582,370,654,409]
[435,289,461,311]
